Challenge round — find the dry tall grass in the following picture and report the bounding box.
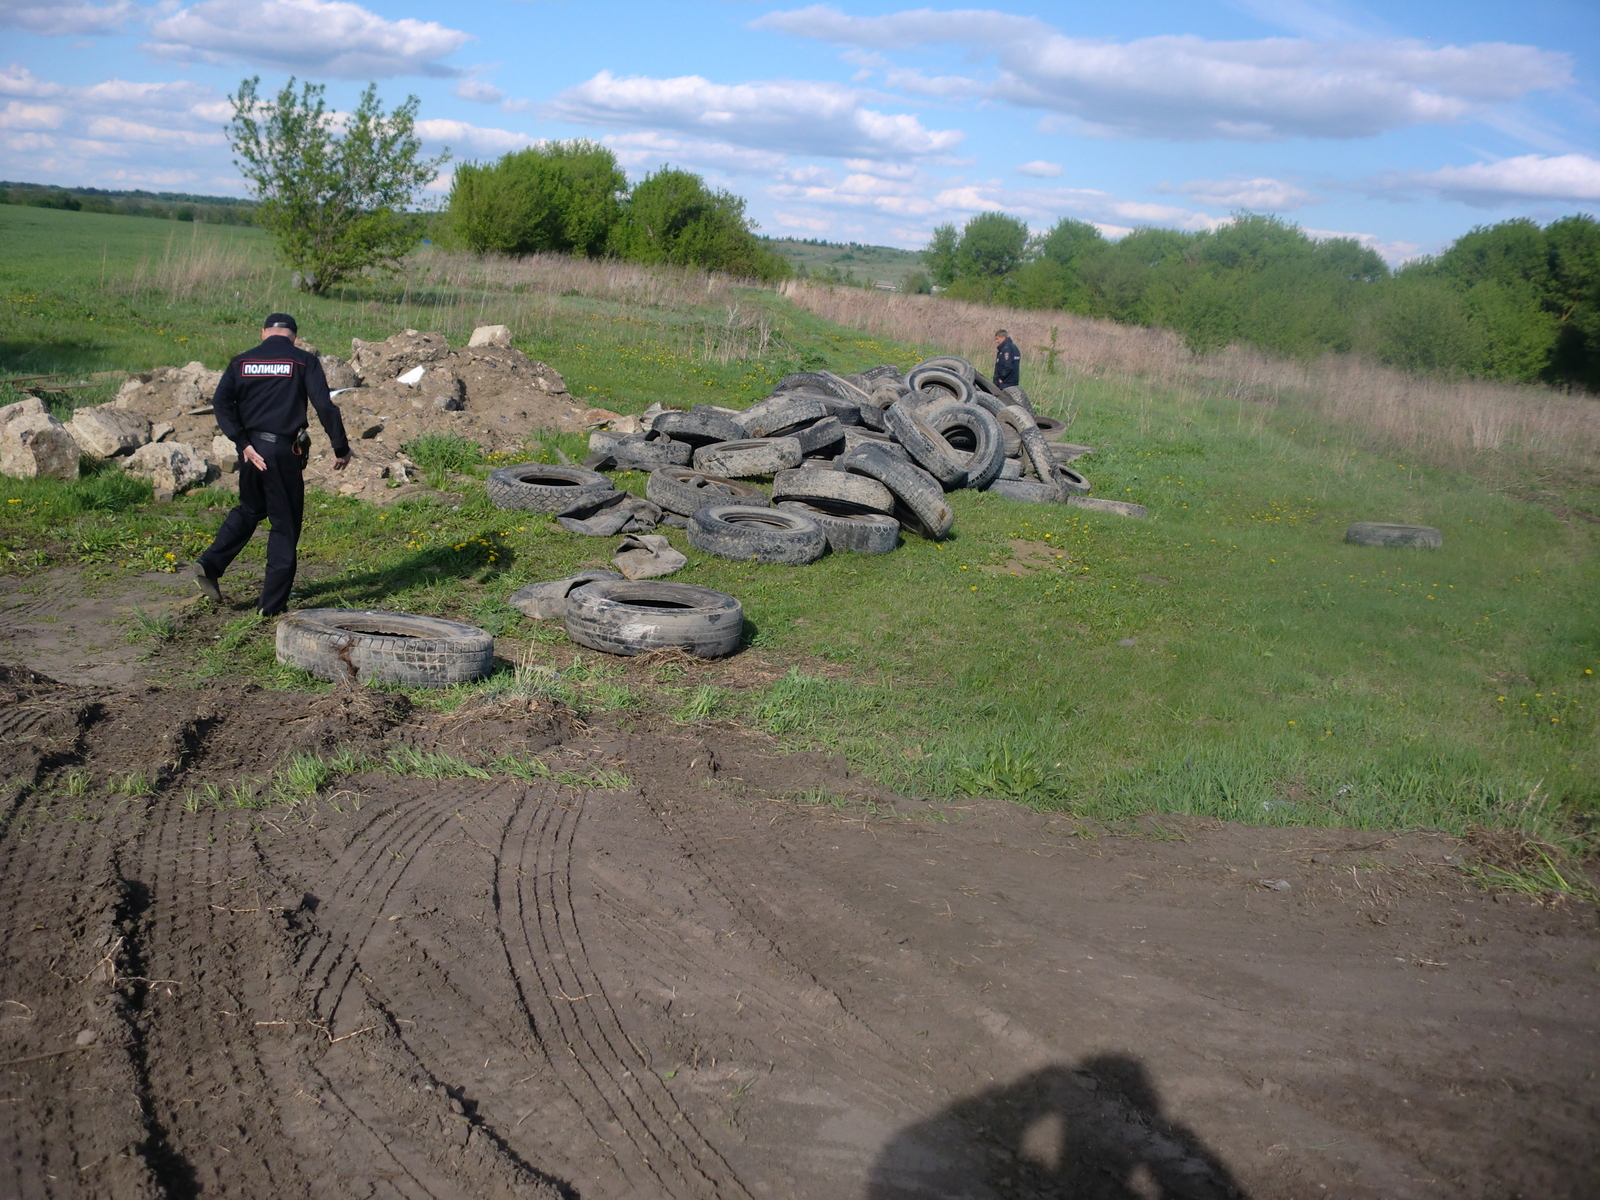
[779,280,1600,470]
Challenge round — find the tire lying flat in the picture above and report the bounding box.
[688,503,828,565]
[487,463,613,512]
[276,609,494,687]
[693,437,803,477]
[564,581,743,658]
[776,501,899,554]
[770,467,896,515]
[645,467,770,516]
[1345,522,1442,549]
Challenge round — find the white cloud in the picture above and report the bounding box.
[413,119,533,155]
[83,116,225,147]
[603,130,788,176]
[1382,153,1600,207]
[548,70,963,160]
[0,0,138,36]
[753,6,1571,140]
[1171,176,1318,210]
[146,0,471,78]
[455,76,505,105]
[0,64,66,98]
[0,100,64,130]
[1303,227,1421,264]
[1016,160,1063,178]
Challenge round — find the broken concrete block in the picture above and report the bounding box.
[67,404,151,457]
[1,410,79,480]
[125,441,208,493]
[468,324,513,348]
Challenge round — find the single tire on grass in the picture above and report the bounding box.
[771,467,895,515]
[693,437,803,477]
[838,443,954,539]
[564,580,743,658]
[1050,463,1091,495]
[776,500,899,554]
[1034,416,1068,441]
[885,401,968,489]
[986,478,1059,504]
[688,504,827,565]
[276,609,494,687]
[1345,522,1442,549]
[487,463,614,512]
[646,467,770,516]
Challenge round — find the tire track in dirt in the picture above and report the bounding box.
[496,784,751,1200]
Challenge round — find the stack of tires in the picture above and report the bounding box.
[487,356,1132,565]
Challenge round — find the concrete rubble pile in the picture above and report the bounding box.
[0,325,615,500]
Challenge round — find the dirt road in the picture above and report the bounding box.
[1,665,1595,1200]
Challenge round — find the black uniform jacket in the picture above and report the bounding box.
[994,337,1022,388]
[212,337,350,456]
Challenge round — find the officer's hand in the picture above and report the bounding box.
[333,452,352,472]
[242,445,267,472]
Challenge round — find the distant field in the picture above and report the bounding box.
[3,206,1597,845]
[760,236,923,284]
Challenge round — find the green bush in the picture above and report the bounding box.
[608,168,790,280]
[449,140,625,257]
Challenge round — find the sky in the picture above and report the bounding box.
[3,0,1598,263]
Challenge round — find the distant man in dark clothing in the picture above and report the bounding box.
[994,329,1022,389]
[194,314,350,616]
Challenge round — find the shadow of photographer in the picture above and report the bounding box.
[867,1055,1246,1200]
[295,531,514,607]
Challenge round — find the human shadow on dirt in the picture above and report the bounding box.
[866,1055,1247,1200]
[294,532,514,607]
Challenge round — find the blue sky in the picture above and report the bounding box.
[3,0,1598,262]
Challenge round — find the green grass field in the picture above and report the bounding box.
[4,205,1597,843]
[761,236,923,284]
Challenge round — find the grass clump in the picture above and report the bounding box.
[406,433,484,488]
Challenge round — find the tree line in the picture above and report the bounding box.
[1,182,258,225]
[922,211,1600,390]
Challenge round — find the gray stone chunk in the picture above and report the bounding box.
[67,403,151,457]
[1,410,79,480]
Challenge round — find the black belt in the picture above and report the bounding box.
[250,430,292,443]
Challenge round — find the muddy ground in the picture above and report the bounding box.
[1,575,1597,1200]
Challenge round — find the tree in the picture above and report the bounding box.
[228,77,447,293]
[449,140,625,257]
[923,223,958,286]
[956,212,1030,278]
[608,168,789,280]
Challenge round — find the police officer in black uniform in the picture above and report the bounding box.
[194,314,351,615]
[993,328,1022,390]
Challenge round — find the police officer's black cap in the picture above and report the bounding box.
[263,312,298,333]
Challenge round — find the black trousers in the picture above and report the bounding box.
[198,437,305,616]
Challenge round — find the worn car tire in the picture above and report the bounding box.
[738,394,828,438]
[860,364,903,384]
[1046,441,1092,463]
[276,609,494,687]
[771,467,896,515]
[1002,385,1034,412]
[693,437,803,477]
[971,368,1003,398]
[906,365,973,405]
[919,400,1005,491]
[841,427,911,459]
[789,414,846,455]
[1345,522,1442,549]
[858,400,892,431]
[1034,416,1068,441]
[653,409,747,448]
[1068,496,1147,519]
[487,463,614,512]
[910,356,976,383]
[776,501,899,554]
[564,580,743,658]
[1047,463,1091,495]
[610,431,692,467]
[646,466,770,516]
[688,504,827,565]
[837,443,953,539]
[814,396,863,426]
[997,405,1058,491]
[885,401,967,488]
[986,478,1059,504]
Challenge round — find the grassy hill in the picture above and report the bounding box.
[760,237,923,286]
[3,205,1596,848]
